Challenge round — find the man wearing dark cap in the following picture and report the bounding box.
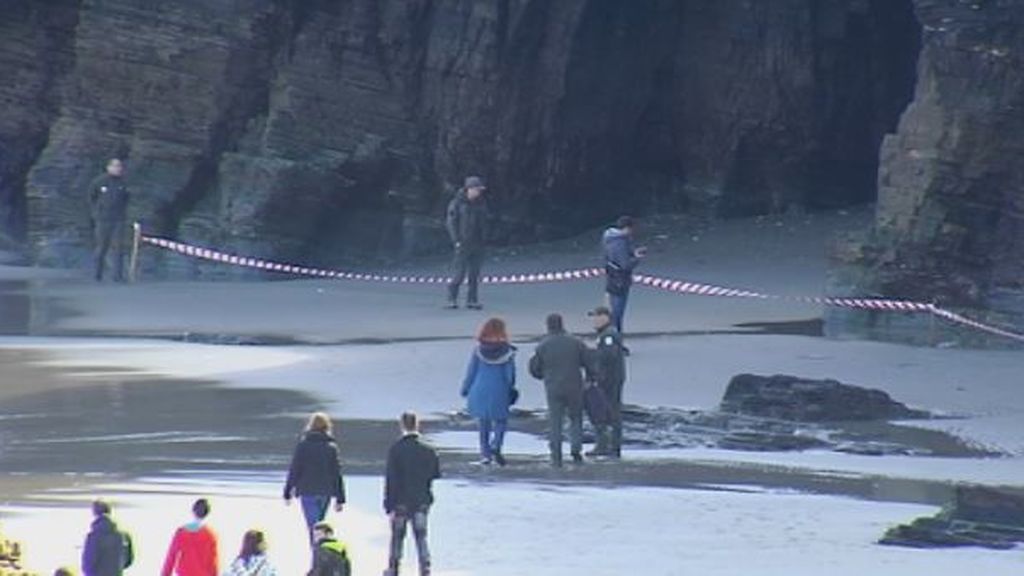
[601,215,646,334]
[445,176,489,309]
[587,306,627,458]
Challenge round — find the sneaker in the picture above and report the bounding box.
[444,301,459,309]
[466,302,483,310]
[473,458,493,466]
[493,451,507,467]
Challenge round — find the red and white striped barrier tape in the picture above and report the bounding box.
[141,235,603,285]
[141,234,1024,343]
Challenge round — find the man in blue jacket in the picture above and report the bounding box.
[601,216,646,334]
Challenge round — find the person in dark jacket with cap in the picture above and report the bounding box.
[601,216,646,334]
[284,412,347,550]
[383,411,441,576]
[87,158,130,282]
[445,176,489,309]
[529,313,592,467]
[586,306,627,458]
[81,499,134,576]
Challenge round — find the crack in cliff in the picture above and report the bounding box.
[0,0,81,245]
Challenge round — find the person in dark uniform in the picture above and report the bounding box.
[383,411,441,576]
[445,176,489,309]
[586,306,627,458]
[529,313,592,467]
[88,158,130,282]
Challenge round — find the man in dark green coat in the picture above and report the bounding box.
[444,176,489,309]
[529,313,592,467]
[587,306,627,458]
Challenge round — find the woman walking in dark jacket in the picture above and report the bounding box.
[283,412,346,548]
[460,317,517,466]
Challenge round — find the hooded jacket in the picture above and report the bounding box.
[460,342,516,420]
[161,520,219,576]
[309,537,351,576]
[284,430,347,503]
[82,515,133,576]
[602,227,640,272]
[445,190,489,249]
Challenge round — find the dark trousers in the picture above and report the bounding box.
[387,506,431,576]
[93,219,125,281]
[608,287,630,334]
[546,387,583,465]
[595,379,624,456]
[447,247,483,304]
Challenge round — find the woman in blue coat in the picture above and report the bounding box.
[461,317,517,466]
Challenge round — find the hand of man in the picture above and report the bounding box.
[334,502,344,513]
[635,246,648,258]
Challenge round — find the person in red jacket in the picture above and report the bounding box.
[161,498,220,576]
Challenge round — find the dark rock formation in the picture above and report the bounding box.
[0,0,922,275]
[880,485,1024,550]
[829,1,1024,343]
[720,373,927,422]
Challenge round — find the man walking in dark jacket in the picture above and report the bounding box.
[587,306,627,458]
[82,499,133,576]
[529,313,592,467]
[445,176,489,309]
[88,158,130,282]
[602,216,646,334]
[384,411,441,576]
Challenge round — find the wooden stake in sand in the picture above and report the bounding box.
[129,221,142,283]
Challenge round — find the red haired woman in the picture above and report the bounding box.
[460,317,517,466]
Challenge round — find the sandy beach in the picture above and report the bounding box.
[2,208,1023,574]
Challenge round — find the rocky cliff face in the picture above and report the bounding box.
[829,0,1024,342]
[1,0,922,275]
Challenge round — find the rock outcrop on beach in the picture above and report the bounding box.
[719,374,927,422]
[880,485,1024,550]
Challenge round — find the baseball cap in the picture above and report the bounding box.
[464,176,487,189]
[615,215,633,228]
[587,306,612,317]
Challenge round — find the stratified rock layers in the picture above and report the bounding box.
[2,0,922,275]
[830,1,1024,340]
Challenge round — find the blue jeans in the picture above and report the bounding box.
[300,495,331,546]
[478,418,507,459]
[609,288,630,334]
